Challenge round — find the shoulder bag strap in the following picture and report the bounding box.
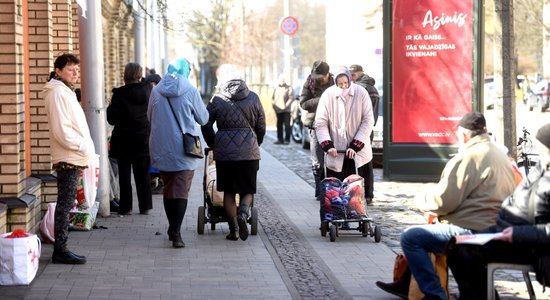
[232,100,255,135]
[166,97,184,137]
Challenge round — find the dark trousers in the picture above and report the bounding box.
[117,156,153,213]
[276,112,291,142]
[447,238,539,300]
[54,168,80,252]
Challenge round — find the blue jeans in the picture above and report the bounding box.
[400,224,473,300]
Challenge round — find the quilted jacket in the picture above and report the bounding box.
[202,79,266,161]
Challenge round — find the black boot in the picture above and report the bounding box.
[375,267,411,299]
[52,249,86,264]
[171,199,187,248]
[163,198,175,241]
[226,217,239,241]
[237,205,249,241]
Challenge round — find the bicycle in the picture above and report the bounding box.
[517,127,539,176]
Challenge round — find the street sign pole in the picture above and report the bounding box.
[283,0,291,85]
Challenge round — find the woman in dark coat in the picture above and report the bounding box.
[202,64,266,241]
[107,62,153,215]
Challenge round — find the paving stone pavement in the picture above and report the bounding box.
[0,128,548,299]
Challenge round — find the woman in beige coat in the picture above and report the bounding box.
[314,66,374,182]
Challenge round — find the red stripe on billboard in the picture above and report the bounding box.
[392,0,473,143]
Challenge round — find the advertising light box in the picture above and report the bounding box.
[392,0,474,144]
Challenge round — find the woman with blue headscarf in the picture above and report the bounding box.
[147,58,209,248]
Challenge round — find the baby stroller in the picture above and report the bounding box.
[319,152,381,242]
[197,148,258,235]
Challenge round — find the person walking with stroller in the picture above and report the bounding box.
[271,75,293,144]
[107,62,153,215]
[315,66,374,181]
[201,64,266,241]
[148,58,209,248]
[42,53,94,264]
[299,60,335,198]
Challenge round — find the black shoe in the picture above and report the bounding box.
[52,250,86,264]
[167,228,175,241]
[172,232,185,248]
[284,140,290,145]
[375,281,408,299]
[118,210,131,215]
[140,209,151,215]
[226,232,239,241]
[366,198,373,206]
[274,140,284,145]
[237,215,249,241]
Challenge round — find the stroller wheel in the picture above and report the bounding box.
[329,224,337,242]
[362,221,369,237]
[197,206,205,235]
[373,225,382,243]
[250,207,258,235]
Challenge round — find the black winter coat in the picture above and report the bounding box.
[494,162,550,245]
[299,74,335,128]
[107,82,150,159]
[354,74,380,125]
[201,79,266,161]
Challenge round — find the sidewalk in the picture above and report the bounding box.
[0,147,396,300]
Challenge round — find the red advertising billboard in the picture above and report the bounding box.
[392,0,473,143]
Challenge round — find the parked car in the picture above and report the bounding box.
[528,79,550,112]
[372,85,383,166]
[484,77,497,110]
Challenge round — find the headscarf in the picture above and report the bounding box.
[333,66,352,99]
[216,64,243,88]
[167,58,191,78]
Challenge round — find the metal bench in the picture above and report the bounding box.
[487,263,536,300]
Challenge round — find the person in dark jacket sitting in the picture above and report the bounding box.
[107,62,153,215]
[447,122,550,300]
[201,64,266,241]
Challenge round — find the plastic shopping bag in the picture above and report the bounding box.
[0,232,41,285]
[76,154,100,208]
[39,202,56,243]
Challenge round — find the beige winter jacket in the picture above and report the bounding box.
[314,83,374,172]
[41,79,95,167]
[415,134,516,231]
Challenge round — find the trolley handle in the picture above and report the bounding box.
[323,149,359,177]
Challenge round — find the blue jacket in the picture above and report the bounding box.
[147,72,209,171]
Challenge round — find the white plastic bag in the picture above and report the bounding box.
[76,154,100,208]
[39,203,56,243]
[0,233,41,285]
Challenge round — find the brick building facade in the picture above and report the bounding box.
[0,0,136,234]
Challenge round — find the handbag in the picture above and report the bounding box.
[39,202,56,243]
[166,97,204,159]
[0,232,41,285]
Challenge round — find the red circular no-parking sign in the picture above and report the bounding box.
[280,16,299,36]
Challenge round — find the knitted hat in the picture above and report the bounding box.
[536,123,550,149]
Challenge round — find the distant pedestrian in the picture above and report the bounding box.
[201,64,266,241]
[271,75,293,144]
[315,66,374,181]
[41,53,93,264]
[349,64,380,205]
[107,62,153,216]
[148,58,209,248]
[299,60,335,198]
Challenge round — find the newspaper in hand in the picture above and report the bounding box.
[455,232,504,245]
